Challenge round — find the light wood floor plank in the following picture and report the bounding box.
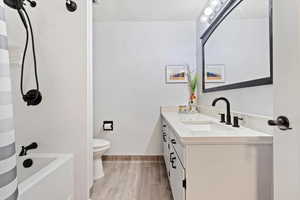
[92,161,173,200]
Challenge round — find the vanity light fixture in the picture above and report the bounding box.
[200,0,232,25]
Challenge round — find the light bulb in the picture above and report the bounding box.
[204,7,214,16]
[200,15,209,23]
[210,0,220,8]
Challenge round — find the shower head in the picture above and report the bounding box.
[4,0,36,10]
[4,0,24,10]
[4,0,28,29]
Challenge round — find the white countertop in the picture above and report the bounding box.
[161,110,273,145]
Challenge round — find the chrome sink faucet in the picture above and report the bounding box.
[212,97,232,125]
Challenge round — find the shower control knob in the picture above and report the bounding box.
[66,0,77,12]
[26,0,36,7]
[268,116,292,131]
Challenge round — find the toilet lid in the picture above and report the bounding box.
[93,139,110,148]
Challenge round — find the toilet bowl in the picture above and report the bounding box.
[93,139,110,180]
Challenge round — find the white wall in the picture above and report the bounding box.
[6,1,91,199]
[196,16,273,117]
[94,21,196,155]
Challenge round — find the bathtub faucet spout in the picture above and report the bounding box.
[19,142,38,156]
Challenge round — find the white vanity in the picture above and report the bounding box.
[161,108,273,200]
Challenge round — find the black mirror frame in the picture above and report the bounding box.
[200,0,273,93]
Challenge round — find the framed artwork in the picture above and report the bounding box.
[165,65,188,83]
[205,64,225,83]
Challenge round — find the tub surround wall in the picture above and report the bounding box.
[6,1,90,200]
[93,21,196,155]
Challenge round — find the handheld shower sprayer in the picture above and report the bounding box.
[4,0,42,106]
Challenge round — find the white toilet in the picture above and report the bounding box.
[93,139,111,180]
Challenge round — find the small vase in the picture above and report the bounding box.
[189,93,198,113]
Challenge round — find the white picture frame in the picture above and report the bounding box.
[165,65,188,84]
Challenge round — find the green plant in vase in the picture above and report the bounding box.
[190,75,198,104]
[187,66,199,112]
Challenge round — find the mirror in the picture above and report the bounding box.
[201,0,273,92]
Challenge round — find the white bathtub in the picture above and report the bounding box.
[17,153,74,200]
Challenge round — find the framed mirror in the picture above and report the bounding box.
[201,0,273,93]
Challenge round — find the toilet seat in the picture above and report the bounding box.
[93,139,110,152]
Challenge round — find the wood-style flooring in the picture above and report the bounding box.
[91,161,173,200]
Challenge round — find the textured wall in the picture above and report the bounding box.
[0,1,18,200]
[93,21,196,155]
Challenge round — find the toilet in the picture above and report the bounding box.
[93,139,111,180]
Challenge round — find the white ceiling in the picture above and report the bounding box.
[93,0,207,22]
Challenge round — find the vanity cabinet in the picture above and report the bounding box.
[161,117,273,200]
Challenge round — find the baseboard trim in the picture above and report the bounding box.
[103,155,163,162]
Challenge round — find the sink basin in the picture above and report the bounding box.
[181,121,234,132]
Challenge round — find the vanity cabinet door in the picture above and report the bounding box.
[168,128,185,168]
[170,146,186,200]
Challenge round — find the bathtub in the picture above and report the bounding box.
[17,153,74,200]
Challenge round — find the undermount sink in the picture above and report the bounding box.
[181,120,234,132]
